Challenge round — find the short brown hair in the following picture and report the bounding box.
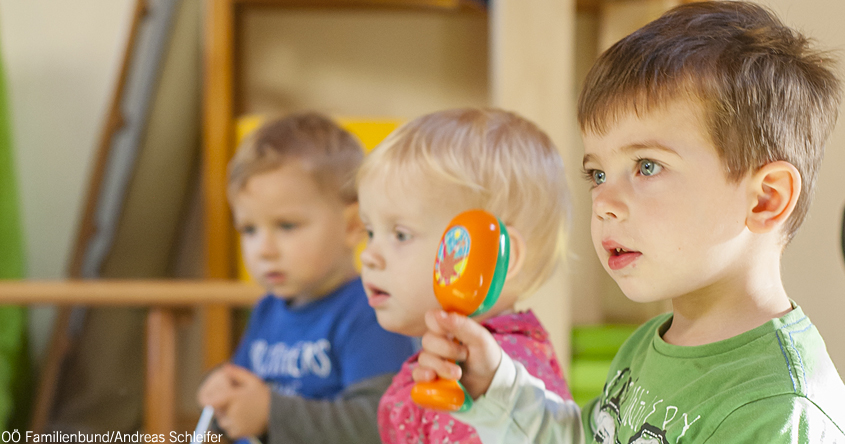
[579,1,842,242]
[228,113,363,203]
[358,108,570,297]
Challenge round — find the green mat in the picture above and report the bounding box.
[0,32,33,431]
[570,324,638,407]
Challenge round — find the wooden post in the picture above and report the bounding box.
[202,0,237,370]
[489,0,576,369]
[144,308,177,434]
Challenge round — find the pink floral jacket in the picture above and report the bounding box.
[378,310,572,444]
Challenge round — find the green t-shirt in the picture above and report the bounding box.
[583,305,845,443]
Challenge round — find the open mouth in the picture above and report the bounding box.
[602,240,642,270]
[610,247,638,256]
[365,283,391,307]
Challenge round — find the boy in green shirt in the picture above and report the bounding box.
[411,2,845,442]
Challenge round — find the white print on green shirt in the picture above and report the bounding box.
[593,368,702,444]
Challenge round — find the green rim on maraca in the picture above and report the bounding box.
[470,218,510,317]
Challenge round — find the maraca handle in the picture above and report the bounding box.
[410,378,473,412]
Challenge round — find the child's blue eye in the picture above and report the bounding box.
[365,229,374,240]
[592,170,607,185]
[638,159,662,176]
[239,225,256,236]
[278,222,298,231]
[395,230,411,242]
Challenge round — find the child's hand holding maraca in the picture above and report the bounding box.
[414,309,503,400]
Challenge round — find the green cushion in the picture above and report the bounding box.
[572,324,638,359]
[569,324,639,407]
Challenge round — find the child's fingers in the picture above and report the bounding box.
[424,309,452,336]
[215,413,239,439]
[417,350,463,380]
[411,365,437,383]
[221,362,239,376]
[198,368,225,395]
[199,389,230,410]
[196,383,212,406]
[197,375,232,407]
[222,363,252,384]
[421,330,469,362]
[430,311,490,348]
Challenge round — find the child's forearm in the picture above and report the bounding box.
[452,353,584,444]
[265,373,393,444]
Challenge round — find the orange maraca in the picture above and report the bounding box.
[410,209,510,411]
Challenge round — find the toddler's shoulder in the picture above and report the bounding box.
[249,293,289,322]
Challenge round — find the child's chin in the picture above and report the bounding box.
[268,285,303,301]
[620,287,670,305]
[375,314,421,337]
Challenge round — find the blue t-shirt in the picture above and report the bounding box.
[231,277,416,399]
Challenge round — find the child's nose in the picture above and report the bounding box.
[593,183,628,221]
[258,233,280,258]
[360,242,385,270]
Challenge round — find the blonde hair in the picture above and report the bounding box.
[228,112,363,203]
[358,108,570,296]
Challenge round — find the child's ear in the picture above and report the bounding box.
[504,226,527,282]
[342,202,364,248]
[746,161,801,234]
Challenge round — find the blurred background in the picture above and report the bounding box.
[0,0,842,436]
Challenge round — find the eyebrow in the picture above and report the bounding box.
[582,141,680,168]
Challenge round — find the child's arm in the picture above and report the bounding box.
[202,342,395,443]
[452,352,583,444]
[415,310,583,444]
[201,364,391,443]
[265,373,392,444]
[206,364,389,443]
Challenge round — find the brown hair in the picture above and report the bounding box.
[579,1,842,242]
[358,108,570,297]
[228,113,363,203]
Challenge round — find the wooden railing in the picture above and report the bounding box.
[0,280,264,435]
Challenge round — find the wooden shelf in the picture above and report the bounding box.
[232,0,487,12]
[577,0,601,13]
[577,0,704,14]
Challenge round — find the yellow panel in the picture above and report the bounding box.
[233,115,402,280]
[335,117,403,152]
[236,114,266,144]
[236,114,402,150]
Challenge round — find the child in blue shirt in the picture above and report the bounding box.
[196,113,416,444]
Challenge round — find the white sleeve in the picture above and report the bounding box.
[451,352,584,444]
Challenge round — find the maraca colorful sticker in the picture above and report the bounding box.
[435,226,470,286]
